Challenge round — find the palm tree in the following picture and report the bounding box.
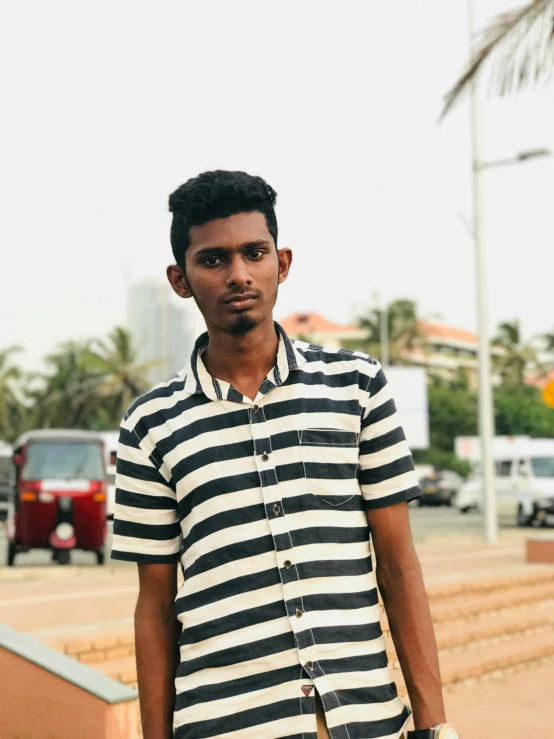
[0,345,26,441]
[542,329,554,353]
[443,0,554,116]
[84,327,156,419]
[538,328,554,380]
[358,299,426,366]
[29,340,99,429]
[492,319,540,386]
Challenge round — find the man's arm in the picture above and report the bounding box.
[367,502,446,729]
[135,562,181,739]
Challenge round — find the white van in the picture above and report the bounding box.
[455,438,554,526]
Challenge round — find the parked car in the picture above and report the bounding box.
[455,438,554,527]
[455,477,481,514]
[418,470,464,506]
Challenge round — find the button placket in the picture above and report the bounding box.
[249,401,316,675]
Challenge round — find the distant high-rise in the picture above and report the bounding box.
[127,279,198,385]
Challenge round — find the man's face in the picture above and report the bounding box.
[168,212,291,334]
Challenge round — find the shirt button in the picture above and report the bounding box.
[252,404,259,412]
[261,453,269,462]
[273,504,281,515]
[283,559,292,568]
[305,660,313,670]
[295,608,303,618]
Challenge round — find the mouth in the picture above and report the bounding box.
[225,294,257,310]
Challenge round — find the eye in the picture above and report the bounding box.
[247,249,265,260]
[202,256,223,266]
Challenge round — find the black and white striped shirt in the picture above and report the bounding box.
[111,322,421,739]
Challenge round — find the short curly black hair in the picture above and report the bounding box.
[168,170,278,268]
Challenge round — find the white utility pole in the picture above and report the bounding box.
[468,0,498,544]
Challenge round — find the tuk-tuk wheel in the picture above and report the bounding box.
[7,541,17,567]
[96,546,105,565]
[56,549,71,566]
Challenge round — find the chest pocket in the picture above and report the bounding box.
[299,428,360,506]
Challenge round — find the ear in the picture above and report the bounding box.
[277,247,292,285]
[167,264,193,299]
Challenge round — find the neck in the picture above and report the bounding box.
[202,315,279,387]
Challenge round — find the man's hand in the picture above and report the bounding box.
[366,501,446,730]
[135,562,181,739]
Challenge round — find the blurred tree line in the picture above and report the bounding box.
[351,300,554,476]
[1,307,553,476]
[0,328,154,442]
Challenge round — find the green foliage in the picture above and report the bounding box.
[426,379,554,462]
[0,345,28,443]
[427,380,478,451]
[412,448,471,477]
[0,328,152,442]
[492,319,539,387]
[495,384,554,437]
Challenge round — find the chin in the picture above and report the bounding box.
[228,313,257,334]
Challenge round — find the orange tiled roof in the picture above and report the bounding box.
[281,313,481,348]
[418,320,477,346]
[525,369,554,390]
[279,313,359,335]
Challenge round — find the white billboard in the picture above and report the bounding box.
[385,367,429,450]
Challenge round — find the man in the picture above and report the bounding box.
[111,170,459,739]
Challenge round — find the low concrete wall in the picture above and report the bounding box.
[0,623,139,739]
[526,538,554,564]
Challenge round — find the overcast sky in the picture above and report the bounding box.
[2,0,553,371]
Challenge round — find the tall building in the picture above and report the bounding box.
[127,279,198,385]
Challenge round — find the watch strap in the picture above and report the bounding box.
[408,725,458,739]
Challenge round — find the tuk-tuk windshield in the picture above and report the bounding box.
[22,441,105,481]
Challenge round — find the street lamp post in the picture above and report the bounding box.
[468,140,550,546]
[467,0,551,545]
[469,68,497,544]
[468,0,498,545]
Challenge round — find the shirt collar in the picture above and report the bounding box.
[182,321,306,401]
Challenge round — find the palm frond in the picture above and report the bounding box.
[542,330,554,351]
[442,0,554,117]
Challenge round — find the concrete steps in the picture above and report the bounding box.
[384,569,554,698]
[44,567,554,702]
[386,612,553,664]
[394,628,554,698]
[95,655,138,688]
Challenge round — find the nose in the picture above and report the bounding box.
[226,255,252,288]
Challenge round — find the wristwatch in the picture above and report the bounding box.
[407,724,459,739]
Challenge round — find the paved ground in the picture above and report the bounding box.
[2,510,554,738]
[444,663,554,738]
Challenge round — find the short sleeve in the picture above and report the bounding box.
[357,360,421,510]
[110,421,181,564]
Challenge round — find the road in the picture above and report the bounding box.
[0,506,524,568]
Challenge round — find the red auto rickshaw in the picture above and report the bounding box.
[7,429,108,566]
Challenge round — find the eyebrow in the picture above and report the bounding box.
[193,240,271,257]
